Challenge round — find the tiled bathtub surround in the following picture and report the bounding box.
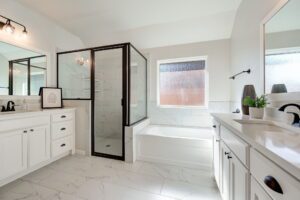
[0,155,221,200]
[0,95,41,111]
[149,101,230,127]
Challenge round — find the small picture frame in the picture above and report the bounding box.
[40,87,63,109]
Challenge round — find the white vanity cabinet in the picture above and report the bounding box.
[212,119,221,189]
[215,126,250,200]
[220,141,230,200]
[28,125,50,167]
[212,116,300,200]
[0,108,75,187]
[0,129,27,180]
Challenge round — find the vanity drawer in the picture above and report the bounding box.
[52,136,72,157]
[52,121,73,140]
[52,112,73,122]
[221,126,249,167]
[250,148,300,200]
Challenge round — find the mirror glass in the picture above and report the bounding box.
[264,0,300,94]
[0,41,47,96]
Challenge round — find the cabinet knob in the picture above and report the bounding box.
[30,129,34,132]
[227,156,232,159]
[212,125,217,128]
[60,143,66,147]
[23,130,27,133]
[61,115,66,118]
[264,175,283,194]
[60,127,66,131]
[225,152,230,155]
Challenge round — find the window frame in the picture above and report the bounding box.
[156,56,209,109]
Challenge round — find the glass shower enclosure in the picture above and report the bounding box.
[57,43,147,160]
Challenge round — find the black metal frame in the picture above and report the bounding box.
[56,43,148,161]
[8,55,46,95]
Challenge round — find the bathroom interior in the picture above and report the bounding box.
[0,0,299,200]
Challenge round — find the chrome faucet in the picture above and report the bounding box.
[278,103,300,127]
[1,101,15,112]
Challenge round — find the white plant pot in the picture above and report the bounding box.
[249,107,264,119]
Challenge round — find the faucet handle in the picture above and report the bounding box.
[287,112,300,126]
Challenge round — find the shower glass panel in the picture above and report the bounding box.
[30,56,47,95]
[93,48,123,158]
[12,61,28,95]
[58,50,91,99]
[130,46,147,124]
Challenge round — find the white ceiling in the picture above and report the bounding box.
[18,0,242,49]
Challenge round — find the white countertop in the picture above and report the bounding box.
[211,113,300,181]
[0,107,76,121]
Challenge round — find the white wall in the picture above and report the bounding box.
[230,0,281,109]
[0,0,85,86]
[143,39,231,127]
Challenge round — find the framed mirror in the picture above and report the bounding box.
[263,0,300,94]
[0,41,47,96]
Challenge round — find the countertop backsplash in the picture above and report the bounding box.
[0,96,41,111]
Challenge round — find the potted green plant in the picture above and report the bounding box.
[243,95,267,119]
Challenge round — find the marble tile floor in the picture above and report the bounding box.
[0,155,221,200]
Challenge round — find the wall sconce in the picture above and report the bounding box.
[0,15,28,39]
[76,57,90,67]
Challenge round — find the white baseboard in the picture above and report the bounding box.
[75,149,86,155]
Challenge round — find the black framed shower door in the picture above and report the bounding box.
[91,44,129,160]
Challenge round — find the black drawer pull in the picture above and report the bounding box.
[60,127,66,131]
[264,175,283,194]
[61,115,66,118]
[212,125,217,128]
[60,143,66,147]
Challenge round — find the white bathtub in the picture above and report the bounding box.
[137,125,213,169]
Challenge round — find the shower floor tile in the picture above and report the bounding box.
[94,136,122,156]
[0,155,221,200]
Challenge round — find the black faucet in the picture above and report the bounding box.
[1,101,15,112]
[278,103,300,127]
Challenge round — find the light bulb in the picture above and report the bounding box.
[3,20,15,34]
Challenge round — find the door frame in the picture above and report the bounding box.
[91,43,129,161]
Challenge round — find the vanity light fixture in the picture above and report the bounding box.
[0,15,28,39]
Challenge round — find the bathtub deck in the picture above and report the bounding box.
[0,154,221,200]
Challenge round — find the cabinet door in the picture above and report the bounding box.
[213,136,221,188]
[28,125,50,167]
[220,141,230,200]
[230,153,249,200]
[251,176,272,200]
[0,130,27,180]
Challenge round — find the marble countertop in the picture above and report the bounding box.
[211,113,300,181]
[0,107,75,121]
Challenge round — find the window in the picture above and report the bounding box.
[157,57,208,107]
